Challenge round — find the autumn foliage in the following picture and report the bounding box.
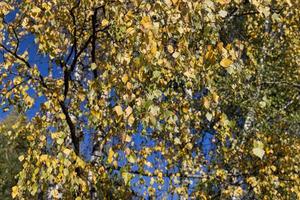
[0,0,299,199]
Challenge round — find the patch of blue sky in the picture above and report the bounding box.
[131,163,139,172]
[201,131,216,163]
[148,151,167,172]
[116,150,127,167]
[4,8,18,23]
[80,131,93,161]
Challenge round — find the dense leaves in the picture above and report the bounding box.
[0,111,27,200]
[0,0,299,199]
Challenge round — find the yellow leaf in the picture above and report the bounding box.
[149,105,160,116]
[58,113,66,120]
[150,41,157,55]
[252,140,265,159]
[101,19,109,27]
[27,135,35,141]
[126,27,135,35]
[171,0,179,5]
[125,134,132,142]
[57,138,64,145]
[108,148,114,164]
[13,76,22,85]
[252,148,265,159]
[91,109,101,120]
[76,157,86,168]
[112,160,118,168]
[44,101,51,109]
[63,168,69,176]
[206,112,213,121]
[141,16,152,30]
[203,97,210,109]
[212,92,219,103]
[18,155,24,161]
[32,6,41,14]
[56,79,64,86]
[174,137,181,145]
[91,63,97,70]
[172,51,180,58]
[51,189,59,198]
[63,148,72,156]
[78,92,85,101]
[218,0,231,5]
[128,114,135,125]
[219,10,228,18]
[75,197,82,200]
[25,95,34,106]
[12,186,19,198]
[40,154,48,162]
[125,106,133,117]
[220,58,233,68]
[127,154,136,163]
[167,45,174,53]
[126,82,133,90]
[122,74,129,84]
[114,105,123,116]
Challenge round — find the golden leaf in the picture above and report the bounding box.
[206,112,213,121]
[128,114,135,125]
[218,0,231,5]
[59,113,66,120]
[122,74,129,84]
[126,27,135,35]
[114,105,123,116]
[57,138,64,145]
[220,58,233,68]
[125,106,133,117]
[91,63,97,70]
[108,148,114,164]
[172,51,180,58]
[32,6,41,14]
[101,19,109,27]
[127,154,136,163]
[63,148,72,156]
[25,95,34,106]
[141,16,152,30]
[126,82,133,90]
[252,140,265,159]
[171,0,179,5]
[125,134,132,142]
[203,97,210,109]
[167,45,174,53]
[12,186,19,198]
[18,155,24,161]
[51,189,59,198]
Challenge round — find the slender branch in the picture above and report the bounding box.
[70,35,93,72]
[1,77,30,95]
[262,81,300,89]
[66,1,80,64]
[91,7,99,78]
[59,101,80,155]
[232,11,259,17]
[0,43,48,88]
[92,161,260,180]
[12,27,20,54]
